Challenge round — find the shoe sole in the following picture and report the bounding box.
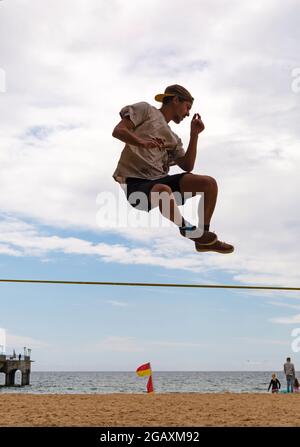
[195,246,234,254]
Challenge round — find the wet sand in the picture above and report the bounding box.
[0,393,300,426]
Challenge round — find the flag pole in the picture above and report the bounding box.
[147,363,154,394]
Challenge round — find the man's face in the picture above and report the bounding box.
[172,98,192,124]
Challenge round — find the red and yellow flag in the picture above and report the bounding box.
[136,362,152,377]
[146,375,154,394]
[136,362,154,393]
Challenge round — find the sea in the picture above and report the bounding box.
[0,371,293,394]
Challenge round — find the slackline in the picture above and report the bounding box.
[0,279,299,291]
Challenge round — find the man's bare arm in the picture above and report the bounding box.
[112,117,142,146]
[176,113,205,172]
[176,133,199,172]
[112,117,165,150]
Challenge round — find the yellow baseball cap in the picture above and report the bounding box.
[155,84,194,103]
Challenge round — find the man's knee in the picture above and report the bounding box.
[151,184,172,194]
[150,184,173,208]
[206,176,218,191]
[192,174,218,191]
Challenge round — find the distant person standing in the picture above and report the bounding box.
[284,357,295,393]
[294,377,299,393]
[268,373,281,394]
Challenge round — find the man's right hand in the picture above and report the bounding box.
[138,137,165,150]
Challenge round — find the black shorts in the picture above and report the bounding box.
[125,173,188,212]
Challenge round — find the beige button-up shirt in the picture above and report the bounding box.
[113,102,185,183]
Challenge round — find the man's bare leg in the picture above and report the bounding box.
[149,183,217,245]
[179,173,234,254]
[150,183,184,227]
[179,173,218,229]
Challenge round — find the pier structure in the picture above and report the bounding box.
[0,351,33,386]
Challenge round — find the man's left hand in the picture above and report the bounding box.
[191,113,205,135]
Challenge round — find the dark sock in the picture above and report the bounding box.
[179,218,196,230]
[204,224,210,231]
[181,217,187,228]
[179,219,196,236]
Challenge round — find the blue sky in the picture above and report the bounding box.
[0,0,300,371]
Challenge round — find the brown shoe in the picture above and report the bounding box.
[191,231,218,245]
[195,239,234,254]
[181,229,218,245]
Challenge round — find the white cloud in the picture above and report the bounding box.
[0,217,183,268]
[0,243,22,256]
[90,336,209,353]
[92,336,143,353]
[106,300,129,307]
[234,336,289,346]
[150,340,208,349]
[268,301,300,310]
[0,216,228,273]
[0,0,299,288]
[5,331,50,350]
[270,314,300,325]
[1,213,300,289]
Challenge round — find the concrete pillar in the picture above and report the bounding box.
[10,370,15,386]
[21,370,30,386]
[5,370,15,386]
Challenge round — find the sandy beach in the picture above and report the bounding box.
[0,393,300,426]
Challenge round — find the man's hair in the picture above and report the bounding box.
[287,357,291,361]
[162,95,189,106]
[156,84,194,105]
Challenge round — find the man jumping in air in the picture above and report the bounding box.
[112,84,234,254]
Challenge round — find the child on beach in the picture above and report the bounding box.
[294,377,299,393]
[268,373,281,393]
